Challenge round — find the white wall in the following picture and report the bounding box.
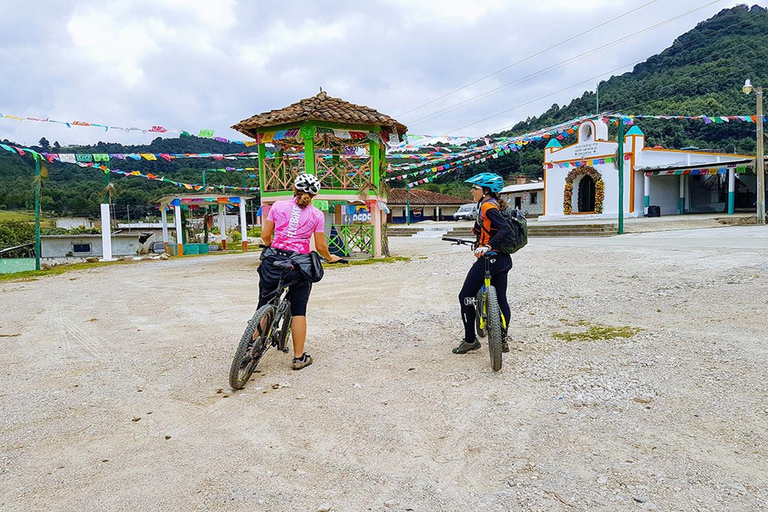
[647,175,681,216]
[55,217,94,229]
[41,235,142,258]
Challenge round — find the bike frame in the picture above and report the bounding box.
[443,237,507,333]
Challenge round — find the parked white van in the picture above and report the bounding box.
[452,203,478,221]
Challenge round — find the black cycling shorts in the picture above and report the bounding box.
[257,253,312,316]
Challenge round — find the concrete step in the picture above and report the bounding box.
[446,224,618,238]
[387,228,421,237]
[411,227,452,238]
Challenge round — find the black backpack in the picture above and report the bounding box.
[477,201,528,255]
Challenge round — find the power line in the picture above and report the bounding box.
[405,0,724,128]
[441,0,730,136]
[395,0,661,118]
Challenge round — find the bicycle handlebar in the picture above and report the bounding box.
[442,237,475,246]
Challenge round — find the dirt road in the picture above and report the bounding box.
[1,227,767,511]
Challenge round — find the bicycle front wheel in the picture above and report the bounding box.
[485,286,503,372]
[229,304,276,390]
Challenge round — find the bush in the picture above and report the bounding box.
[247,226,262,238]
[230,231,242,243]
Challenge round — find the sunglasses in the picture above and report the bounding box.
[471,185,483,191]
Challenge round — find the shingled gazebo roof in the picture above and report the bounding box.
[232,91,407,140]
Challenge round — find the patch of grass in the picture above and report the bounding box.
[0,211,34,222]
[343,256,410,267]
[0,259,144,282]
[553,324,642,342]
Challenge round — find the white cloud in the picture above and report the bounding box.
[0,0,763,146]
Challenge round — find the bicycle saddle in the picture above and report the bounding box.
[273,259,294,271]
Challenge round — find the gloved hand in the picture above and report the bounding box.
[474,245,491,257]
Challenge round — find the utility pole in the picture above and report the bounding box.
[756,87,765,223]
[596,82,600,115]
[34,156,41,271]
[617,118,625,235]
[406,184,411,226]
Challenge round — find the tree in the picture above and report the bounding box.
[38,137,50,150]
[53,141,61,149]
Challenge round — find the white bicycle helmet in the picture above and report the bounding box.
[294,173,321,195]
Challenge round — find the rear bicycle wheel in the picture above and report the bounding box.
[486,286,503,372]
[229,304,276,390]
[475,289,486,338]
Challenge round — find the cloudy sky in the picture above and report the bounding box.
[0,0,761,147]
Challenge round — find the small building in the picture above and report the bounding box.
[55,217,95,230]
[386,189,467,223]
[500,176,544,216]
[540,119,755,220]
[41,234,142,261]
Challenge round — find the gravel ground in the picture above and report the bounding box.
[1,226,767,511]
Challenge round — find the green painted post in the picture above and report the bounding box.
[34,156,41,271]
[302,123,316,176]
[617,119,625,235]
[257,142,267,191]
[370,140,380,191]
[406,185,411,226]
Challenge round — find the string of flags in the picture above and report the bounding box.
[605,113,767,125]
[546,155,631,169]
[645,163,755,176]
[76,163,259,191]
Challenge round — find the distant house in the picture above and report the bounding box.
[55,217,95,230]
[386,189,468,223]
[41,234,142,261]
[500,176,544,216]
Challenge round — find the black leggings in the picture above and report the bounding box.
[458,253,512,343]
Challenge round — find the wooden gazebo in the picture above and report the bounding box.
[231,91,407,257]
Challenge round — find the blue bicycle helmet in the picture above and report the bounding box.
[465,173,504,193]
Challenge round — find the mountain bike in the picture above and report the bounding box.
[228,248,347,390]
[443,237,506,372]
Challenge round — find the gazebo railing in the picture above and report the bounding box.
[262,155,377,193]
[329,224,374,256]
[316,156,374,190]
[263,158,304,191]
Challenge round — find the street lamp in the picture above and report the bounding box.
[743,79,765,223]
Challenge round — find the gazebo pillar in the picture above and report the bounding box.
[161,206,169,253]
[218,203,228,250]
[372,202,382,258]
[239,198,248,251]
[173,203,183,256]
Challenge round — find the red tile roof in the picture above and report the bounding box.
[386,189,468,205]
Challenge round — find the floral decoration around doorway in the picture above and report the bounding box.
[563,165,605,214]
